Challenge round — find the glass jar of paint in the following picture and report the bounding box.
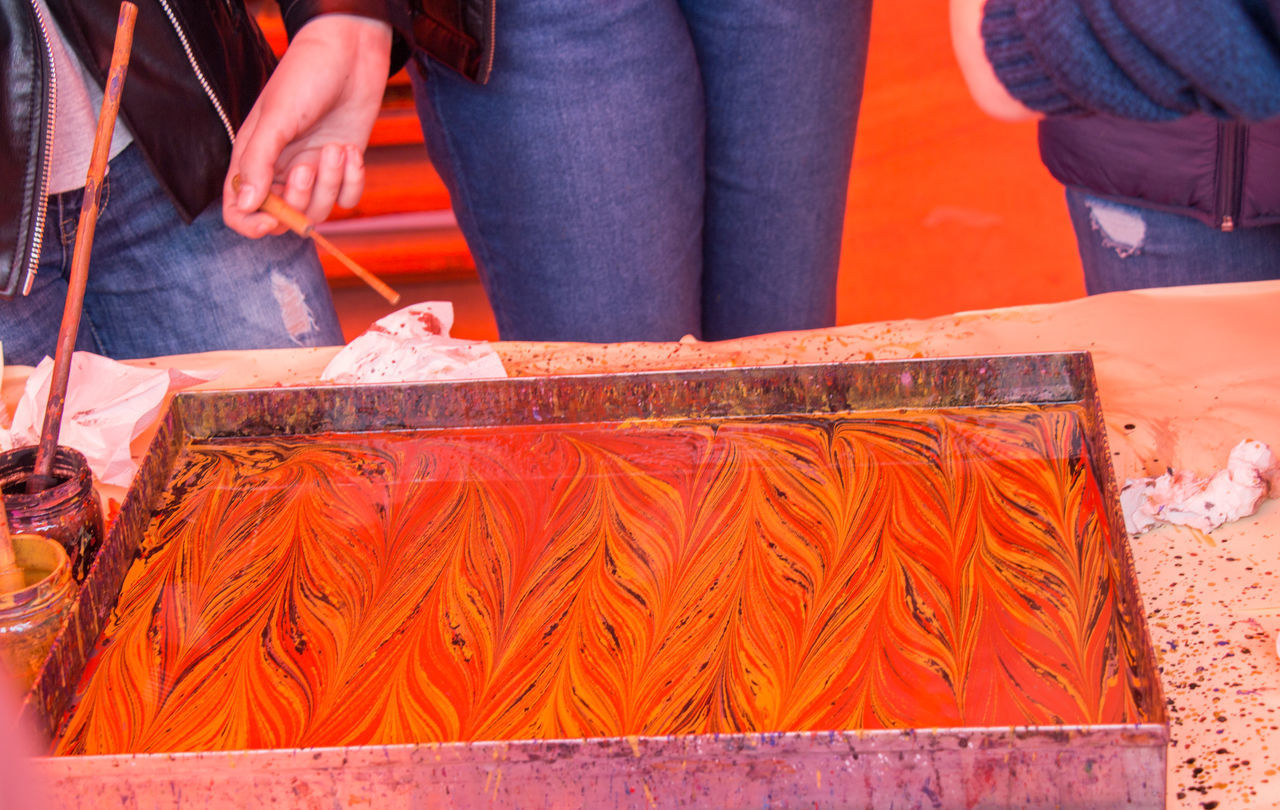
[0,533,73,691]
[0,446,104,584]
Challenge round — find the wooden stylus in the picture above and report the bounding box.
[31,0,138,492]
[0,493,24,593]
[232,176,401,305]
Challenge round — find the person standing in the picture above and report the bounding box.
[0,0,366,366]
[227,1,875,343]
[950,0,1280,294]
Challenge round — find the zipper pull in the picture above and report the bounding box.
[1221,215,1235,232]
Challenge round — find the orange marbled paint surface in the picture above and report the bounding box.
[56,406,1148,755]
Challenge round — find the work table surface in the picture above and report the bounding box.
[8,280,1278,809]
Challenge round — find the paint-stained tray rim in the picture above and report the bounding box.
[25,353,1168,806]
[41,722,1169,767]
[37,725,1167,807]
[169,351,1100,440]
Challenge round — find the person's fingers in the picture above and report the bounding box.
[281,161,317,223]
[239,113,301,226]
[336,144,366,210]
[224,109,294,238]
[236,103,297,201]
[305,143,345,224]
[223,112,274,237]
[262,180,292,236]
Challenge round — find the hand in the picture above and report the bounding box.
[223,14,392,237]
[949,0,1038,121]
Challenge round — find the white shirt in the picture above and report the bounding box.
[34,0,134,195]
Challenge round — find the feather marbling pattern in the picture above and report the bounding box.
[56,406,1148,754]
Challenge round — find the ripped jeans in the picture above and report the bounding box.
[0,144,343,367]
[1066,188,1280,294]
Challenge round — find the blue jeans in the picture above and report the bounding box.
[0,144,343,367]
[1066,188,1280,294]
[411,0,872,342]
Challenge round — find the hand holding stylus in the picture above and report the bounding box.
[222,14,392,239]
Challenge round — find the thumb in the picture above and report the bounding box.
[229,114,291,215]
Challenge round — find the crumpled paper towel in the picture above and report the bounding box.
[321,301,506,384]
[5,352,221,486]
[1120,439,1279,535]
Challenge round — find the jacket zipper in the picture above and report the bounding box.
[21,0,233,295]
[154,0,236,143]
[1216,121,1246,232]
[22,0,58,296]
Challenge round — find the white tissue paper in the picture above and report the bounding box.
[320,301,506,384]
[6,352,221,486]
[1120,439,1279,535]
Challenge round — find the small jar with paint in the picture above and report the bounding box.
[0,533,74,691]
[0,446,104,584]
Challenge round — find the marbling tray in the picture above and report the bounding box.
[26,354,1166,809]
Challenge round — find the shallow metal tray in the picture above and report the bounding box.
[26,353,1167,808]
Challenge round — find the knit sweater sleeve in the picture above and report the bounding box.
[980,0,1280,121]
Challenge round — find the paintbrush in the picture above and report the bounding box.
[0,493,23,593]
[30,0,138,493]
[232,176,401,305]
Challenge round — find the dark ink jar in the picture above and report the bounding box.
[0,446,104,584]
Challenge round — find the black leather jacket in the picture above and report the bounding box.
[1,0,395,298]
[3,0,490,299]
[392,0,493,84]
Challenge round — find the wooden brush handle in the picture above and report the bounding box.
[309,231,401,304]
[231,175,401,304]
[257,190,315,236]
[0,502,15,573]
[31,0,138,491]
[230,175,311,236]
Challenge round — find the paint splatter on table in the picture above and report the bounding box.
[1128,522,1280,808]
[56,404,1155,755]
